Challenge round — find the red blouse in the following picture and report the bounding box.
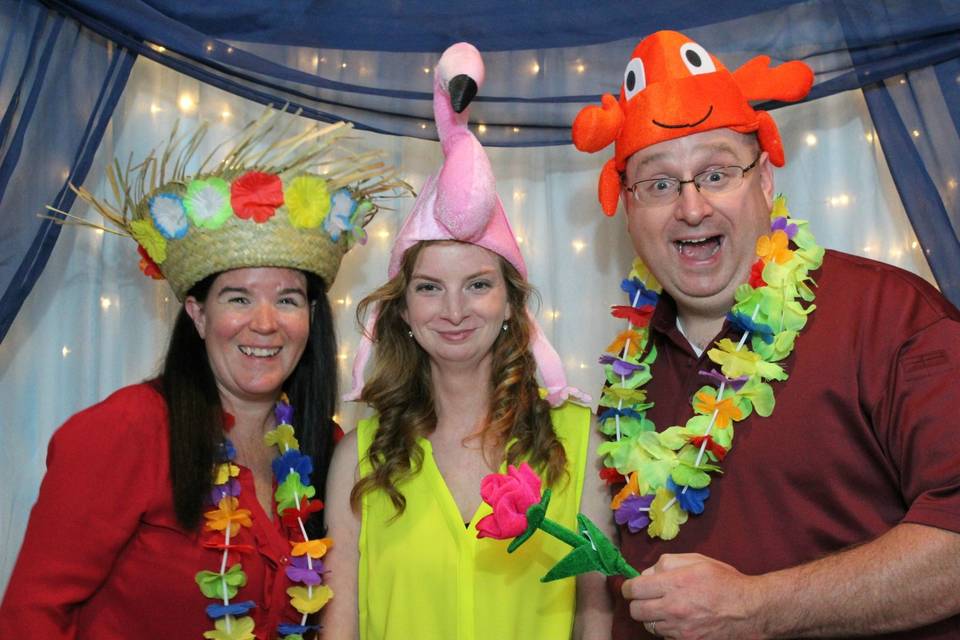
[0,383,306,639]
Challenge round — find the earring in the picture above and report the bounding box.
[407,329,414,338]
[502,322,508,332]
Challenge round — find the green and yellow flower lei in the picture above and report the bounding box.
[598,196,824,540]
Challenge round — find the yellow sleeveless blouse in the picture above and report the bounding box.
[356,403,590,640]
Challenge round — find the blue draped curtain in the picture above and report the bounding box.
[1,0,958,344]
[0,0,134,342]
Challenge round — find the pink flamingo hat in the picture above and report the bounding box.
[345,42,589,407]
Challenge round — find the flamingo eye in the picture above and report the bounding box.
[679,42,717,75]
[622,58,647,101]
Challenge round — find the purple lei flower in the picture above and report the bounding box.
[621,278,659,307]
[771,216,798,239]
[615,494,654,533]
[209,477,241,505]
[699,369,749,391]
[274,401,295,425]
[727,311,775,344]
[286,553,325,585]
[667,477,710,515]
[598,407,645,424]
[206,600,256,619]
[598,354,646,377]
[272,449,313,484]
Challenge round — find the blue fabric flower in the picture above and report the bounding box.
[148,193,188,239]
[621,278,659,307]
[322,188,358,242]
[727,311,775,344]
[279,623,320,635]
[272,449,313,484]
[205,600,256,619]
[598,407,645,424]
[667,477,710,515]
[215,438,237,463]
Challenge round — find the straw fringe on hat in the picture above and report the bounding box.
[50,108,410,299]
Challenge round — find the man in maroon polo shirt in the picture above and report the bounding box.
[573,30,960,638]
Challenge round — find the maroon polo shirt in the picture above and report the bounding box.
[611,250,960,639]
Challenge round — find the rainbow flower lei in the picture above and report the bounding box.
[197,397,333,640]
[597,196,824,540]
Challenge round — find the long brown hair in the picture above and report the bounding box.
[350,241,566,515]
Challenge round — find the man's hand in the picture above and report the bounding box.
[622,553,765,640]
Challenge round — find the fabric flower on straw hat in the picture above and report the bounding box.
[50,108,409,299]
[345,41,589,407]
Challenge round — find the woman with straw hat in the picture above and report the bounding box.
[0,110,406,639]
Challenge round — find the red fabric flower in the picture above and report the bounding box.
[611,304,655,328]
[230,171,284,223]
[689,435,728,461]
[137,245,164,280]
[749,258,766,289]
[599,467,626,486]
[222,412,236,432]
[476,463,542,540]
[281,497,325,529]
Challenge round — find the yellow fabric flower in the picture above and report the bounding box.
[291,537,333,559]
[647,487,688,540]
[769,194,789,219]
[692,391,743,429]
[285,175,331,228]
[203,496,253,536]
[708,339,787,381]
[756,229,794,265]
[203,615,256,640]
[214,462,240,485]
[129,218,167,264]
[287,584,333,615]
[606,328,643,358]
[628,258,662,293]
[264,424,299,451]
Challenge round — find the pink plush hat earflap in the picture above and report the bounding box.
[345,42,589,407]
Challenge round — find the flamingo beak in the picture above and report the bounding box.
[448,74,478,113]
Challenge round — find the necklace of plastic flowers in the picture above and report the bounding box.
[596,196,824,541]
[196,395,333,640]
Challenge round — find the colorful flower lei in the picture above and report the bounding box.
[198,397,332,640]
[597,196,824,540]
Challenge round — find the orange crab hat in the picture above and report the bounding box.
[572,30,814,216]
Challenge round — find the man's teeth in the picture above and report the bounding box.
[239,346,281,357]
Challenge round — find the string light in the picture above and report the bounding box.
[862,245,873,253]
[911,241,919,249]
[61,346,71,358]
[477,124,487,134]
[576,62,586,74]
[423,67,430,74]
[828,194,851,207]
[341,62,348,69]
[100,297,112,310]
[149,103,162,114]
[804,133,817,146]
[313,55,319,66]
[948,178,958,190]
[221,109,232,120]
[205,43,214,53]
[515,235,524,244]
[420,123,428,130]
[147,43,166,53]
[513,190,525,201]
[512,127,520,133]
[530,61,540,75]
[571,240,586,253]
[95,228,104,236]
[889,247,903,259]
[377,228,390,239]
[865,132,874,143]
[226,47,233,54]
[912,129,920,138]
[178,94,196,112]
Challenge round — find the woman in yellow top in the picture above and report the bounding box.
[322,43,613,640]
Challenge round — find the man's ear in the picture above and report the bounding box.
[184,297,207,340]
[759,151,775,210]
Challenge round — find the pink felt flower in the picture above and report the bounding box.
[476,462,542,539]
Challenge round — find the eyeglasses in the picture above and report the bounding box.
[625,153,762,206]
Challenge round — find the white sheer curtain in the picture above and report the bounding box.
[0,56,933,592]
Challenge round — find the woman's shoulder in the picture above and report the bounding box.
[53,381,169,452]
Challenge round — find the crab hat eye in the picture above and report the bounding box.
[622,57,647,101]
[679,42,717,75]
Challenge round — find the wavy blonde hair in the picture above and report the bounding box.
[350,240,567,515]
